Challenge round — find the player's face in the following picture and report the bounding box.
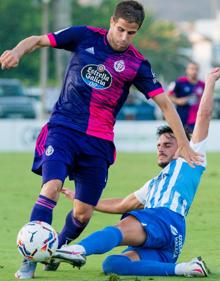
[186,63,199,81]
[107,17,139,51]
[157,133,178,168]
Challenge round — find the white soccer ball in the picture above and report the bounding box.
[16,221,58,262]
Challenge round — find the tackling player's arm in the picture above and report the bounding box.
[61,188,143,214]
[0,35,50,70]
[153,93,201,167]
[192,68,220,143]
[95,193,143,214]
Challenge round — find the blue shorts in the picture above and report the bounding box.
[122,208,186,263]
[32,124,115,206]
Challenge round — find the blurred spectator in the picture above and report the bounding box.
[168,62,205,132]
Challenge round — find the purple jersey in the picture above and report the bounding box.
[48,26,164,141]
[168,76,205,126]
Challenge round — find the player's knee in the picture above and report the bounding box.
[102,255,130,274]
[41,179,62,201]
[73,210,92,223]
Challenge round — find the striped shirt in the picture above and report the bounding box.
[135,140,207,217]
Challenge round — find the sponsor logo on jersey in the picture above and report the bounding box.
[114,60,125,72]
[45,145,54,156]
[81,64,112,89]
[173,234,183,258]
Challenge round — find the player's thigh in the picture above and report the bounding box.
[33,125,76,178]
[37,160,69,201]
[42,160,69,185]
[74,156,109,206]
[116,215,146,246]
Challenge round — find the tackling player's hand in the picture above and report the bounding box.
[0,50,20,70]
[174,144,203,168]
[206,67,220,83]
[60,188,75,202]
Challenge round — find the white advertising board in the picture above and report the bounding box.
[0,120,219,152]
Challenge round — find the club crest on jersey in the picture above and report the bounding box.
[81,64,112,90]
[45,145,54,156]
[114,60,125,72]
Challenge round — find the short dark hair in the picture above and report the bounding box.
[113,1,145,28]
[186,61,199,68]
[156,125,191,141]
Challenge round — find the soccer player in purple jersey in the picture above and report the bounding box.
[168,62,205,132]
[0,1,201,279]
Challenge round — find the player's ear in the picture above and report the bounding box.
[110,16,116,26]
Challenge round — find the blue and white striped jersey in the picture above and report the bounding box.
[134,140,207,217]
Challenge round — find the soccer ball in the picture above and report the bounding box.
[16,221,58,262]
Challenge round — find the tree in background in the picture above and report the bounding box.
[0,0,41,83]
[0,0,190,84]
[52,0,72,85]
[72,0,190,83]
[135,16,190,82]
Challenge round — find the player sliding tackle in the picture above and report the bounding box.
[53,68,220,277]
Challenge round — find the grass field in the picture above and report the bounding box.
[0,152,220,281]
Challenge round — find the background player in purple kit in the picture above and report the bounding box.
[168,62,205,132]
[0,1,201,279]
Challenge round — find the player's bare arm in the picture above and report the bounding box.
[61,188,143,214]
[0,35,50,70]
[95,193,143,214]
[192,67,220,144]
[152,93,202,167]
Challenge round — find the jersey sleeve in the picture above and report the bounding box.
[134,180,151,205]
[133,60,164,99]
[47,26,88,51]
[190,139,207,167]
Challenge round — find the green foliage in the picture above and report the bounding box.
[135,18,190,82]
[0,0,190,84]
[0,0,41,83]
[71,0,190,82]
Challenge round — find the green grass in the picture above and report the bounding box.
[0,152,220,281]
